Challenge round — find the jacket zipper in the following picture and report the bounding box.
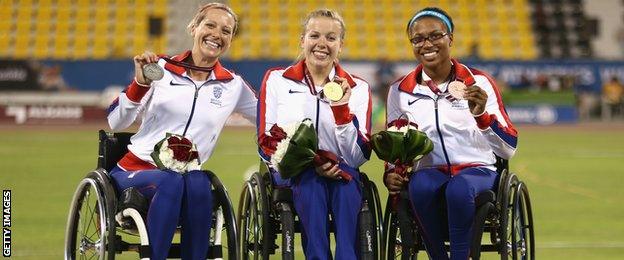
[315,98,320,134]
[182,83,201,136]
[433,97,452,176]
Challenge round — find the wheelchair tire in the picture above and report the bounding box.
[499,173,519,260]
[509,181,535,260]
[207,171,239,260]
[238,172,271,260]
[65,171,117,260]
[277,202,295,260]
[370,180,385,260]
[384,195,418,260]
[360,173,382,260]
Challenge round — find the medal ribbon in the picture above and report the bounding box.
[163,57,214,73]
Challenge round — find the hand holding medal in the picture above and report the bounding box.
[448,81,467,100]
[325,76,351,106]
[460,82,488,116]
[134,51,161,85]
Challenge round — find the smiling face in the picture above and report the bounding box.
[190,8,235,64]
[408,17,453,69]
[300,16,343,71]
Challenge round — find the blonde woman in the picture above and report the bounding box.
[107,3,256,259]
[257,9,372,259]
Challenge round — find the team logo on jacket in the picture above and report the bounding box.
[211,86,223,106]
[213,86,223,99]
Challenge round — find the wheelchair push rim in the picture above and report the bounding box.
[384,195,419,260]
[509,182,535,260]
[238,172,271,260]
[65,177,110,260]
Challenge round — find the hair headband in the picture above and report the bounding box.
[407,10,453,33]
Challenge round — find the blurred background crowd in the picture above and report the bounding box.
[1,0,623,126]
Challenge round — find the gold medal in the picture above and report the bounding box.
[448,81,467,99]
[323,81,343,102]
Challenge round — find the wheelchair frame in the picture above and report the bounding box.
[382,157,535,260]
[64,130,239,260]
[237,163,385,260]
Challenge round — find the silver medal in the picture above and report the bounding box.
[142,63,164,81]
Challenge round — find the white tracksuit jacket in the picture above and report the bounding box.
[386,59,518,173]
[257,60,372,168]
[107,51,257,170]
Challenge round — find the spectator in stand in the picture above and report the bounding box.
[39,65,71,91]
[375,57,398,107]
[602,76,624,120]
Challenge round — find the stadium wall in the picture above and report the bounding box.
[5,59,621,93]
[3,59,624,125]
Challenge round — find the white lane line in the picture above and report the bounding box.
[538,241,624,248]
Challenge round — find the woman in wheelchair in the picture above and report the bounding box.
[105,3,256,259]
[257,9,372,260]
[383,7,518,260]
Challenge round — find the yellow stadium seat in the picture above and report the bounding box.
[0,34,10,54]
[73,36,90,59]
[52,35,71,59]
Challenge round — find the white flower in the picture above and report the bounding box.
[387,124,417,135]
[270,119,312,166]
[155,135,201,173]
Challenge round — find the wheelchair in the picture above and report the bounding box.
[383,157,535,260]
[237,163,385,260]
[64,130,239,260]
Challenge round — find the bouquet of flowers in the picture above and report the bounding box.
[371,117,433,208]
[261,118,351,181]
[371,117,434,175]
[150,133,201,173]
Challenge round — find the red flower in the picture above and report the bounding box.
[259,124,289,156]
[166,135,198,162]
[388,118,418,129]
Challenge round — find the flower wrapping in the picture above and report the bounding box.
[265,119,352,181]
[371,118,434,173]
[150,133,201,173]
[372,118,434,209]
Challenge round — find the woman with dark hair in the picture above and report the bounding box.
[383,7,518,260]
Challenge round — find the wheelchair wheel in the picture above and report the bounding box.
[65,171,117,260]
[360,173,383,260]
[276,201,295,260]
[238,172,271,260]
[499,173,528,260]
[509,181,535,260]
[384,195,419,260]
[208,171,239,260]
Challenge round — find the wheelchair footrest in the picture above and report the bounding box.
[475,190,495,207]
[116,187,149,230]
[166,244,222,258]
[272,188,293,203]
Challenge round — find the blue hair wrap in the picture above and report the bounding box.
[407,10,453,33]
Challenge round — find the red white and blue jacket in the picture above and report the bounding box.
[257,60,372,168]
[107,51,257,171]
[387,59,517,174]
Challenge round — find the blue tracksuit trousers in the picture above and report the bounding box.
[408,167,497,260]
[291,163,362,260]
[110,167,213,260]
